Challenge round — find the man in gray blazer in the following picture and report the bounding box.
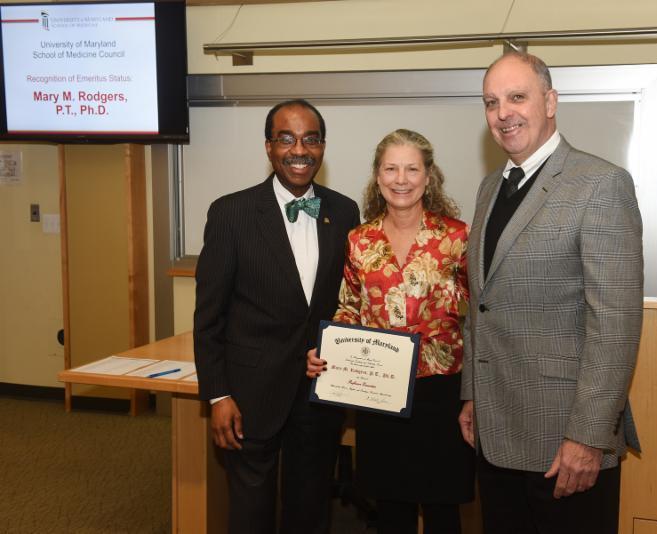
[459,52,643,534]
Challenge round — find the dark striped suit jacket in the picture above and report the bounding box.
[194,175,360,440]
[462,138,643,472]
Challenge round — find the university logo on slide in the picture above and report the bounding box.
[40,11,49,31]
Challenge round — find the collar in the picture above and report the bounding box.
[366,208,438,235]
[503,130,561,181]
[272,175,315,210]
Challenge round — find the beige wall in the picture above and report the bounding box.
[0,144,63,387]
[173,277,195,335]
[188,0,657,74]
[0,143,154,394]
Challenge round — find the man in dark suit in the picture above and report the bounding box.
[194,99,360,534]
[459,52,643,533]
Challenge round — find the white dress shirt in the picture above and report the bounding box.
[503,130,561,190]
[272,175,319,305]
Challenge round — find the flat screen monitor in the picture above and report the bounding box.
[0,0,188,143]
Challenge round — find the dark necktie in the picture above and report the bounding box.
[285,197,321,223]
[504,167,525,198]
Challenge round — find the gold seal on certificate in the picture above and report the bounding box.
[309,321,420,417]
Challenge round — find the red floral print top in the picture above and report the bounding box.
[334,211,469,378]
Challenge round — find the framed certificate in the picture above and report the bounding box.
[309,320,420,418]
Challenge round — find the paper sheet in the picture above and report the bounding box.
[72,356,157,375]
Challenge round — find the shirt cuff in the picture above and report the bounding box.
[210,395,230,405]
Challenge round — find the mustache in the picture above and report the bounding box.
[283,155,315,166]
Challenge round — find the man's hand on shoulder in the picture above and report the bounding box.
[211,397,244,450]
[545,438,603,498]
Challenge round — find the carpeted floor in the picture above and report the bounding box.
[0,397,171,534]
[0,396,374,534]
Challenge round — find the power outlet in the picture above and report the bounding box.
[30,203,40,222]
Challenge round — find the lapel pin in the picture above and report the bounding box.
[323,217,330,224]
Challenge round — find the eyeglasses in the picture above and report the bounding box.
[269,133,324,147]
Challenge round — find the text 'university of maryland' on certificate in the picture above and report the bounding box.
[310,321,420,418]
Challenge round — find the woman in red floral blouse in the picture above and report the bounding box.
[308,129,474,534]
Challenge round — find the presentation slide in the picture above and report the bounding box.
[1,3,159,134]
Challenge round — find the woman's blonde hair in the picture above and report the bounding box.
[362,128,460,222]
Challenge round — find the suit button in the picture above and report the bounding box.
[479,304,488,312]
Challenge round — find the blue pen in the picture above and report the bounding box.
[147,368,181,379]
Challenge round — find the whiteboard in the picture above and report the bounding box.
[181,99,633,257]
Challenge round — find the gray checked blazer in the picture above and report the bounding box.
[461,137,643,472]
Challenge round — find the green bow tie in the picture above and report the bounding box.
[285,197,321,222]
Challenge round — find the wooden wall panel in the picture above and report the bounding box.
[125,144,149,349]
[61,144,150,411]
[635,518,657,534]
[619,304,657,534]
[64,145,129,373]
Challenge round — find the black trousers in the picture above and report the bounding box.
[477,453,621,534]
[376,499,462,534]
[222,377,344,534]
